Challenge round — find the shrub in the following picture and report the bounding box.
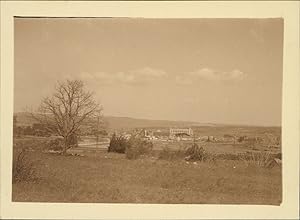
[108,133,153,159]
[125,137,153,160]
[14,139,48,152]
[108,133,129,153]
[240,151,275,168]
[185,143,207,162]
[12,149,39,183]
[45,138,64,152]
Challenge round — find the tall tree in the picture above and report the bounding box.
[33,80,102,154]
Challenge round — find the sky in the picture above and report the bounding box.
[14,18,283,126]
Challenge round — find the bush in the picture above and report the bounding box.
[12,149,39,183]
[108,133,129,153]
[14,139,48,152]
[45,138,64,152]
[240,151,275,168]
[108,134,153,159]
[185,143,207,162]
[125,137,153,160]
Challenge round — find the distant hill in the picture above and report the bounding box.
[14,112,280,134]
[13,112,215,130]
[102,116,215,130]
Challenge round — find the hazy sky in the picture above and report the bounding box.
[14,18,283,126]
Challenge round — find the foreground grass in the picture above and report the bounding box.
[12,149,281,205]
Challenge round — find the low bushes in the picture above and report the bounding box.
[12,149,40,183]
[185,143,207,161]
[125,137,153,160]
[45,138,64,152]
[14,138,48,152]
[184,143,218,163]
[240,151,277,168]
[108,134,153,160]
[216,151,280,168]
[108,134,129,153]
[159,143,214,163]
[184,143,280,167]
[45,135,78,153]
[108,134,280,167]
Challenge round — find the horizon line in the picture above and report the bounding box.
[14,111,282,128]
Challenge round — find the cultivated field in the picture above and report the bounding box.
[12,136,282,205]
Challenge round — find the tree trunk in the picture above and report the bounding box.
[62,137,69,155]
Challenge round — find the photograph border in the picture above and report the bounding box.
[1,1,299,219]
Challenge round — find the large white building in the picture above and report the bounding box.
[169,128,193,137]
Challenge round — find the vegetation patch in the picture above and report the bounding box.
[13,149,41,183]
[158,147,186,161]
[240,151,278,168]
[108,134,153,160]
[184,143,218,163]
[45,138,64,152]
[108,134,129,153]
[125,137,153,160]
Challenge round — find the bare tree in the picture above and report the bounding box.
[33,80,102,154]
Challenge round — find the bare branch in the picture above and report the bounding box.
[30,79,103,153]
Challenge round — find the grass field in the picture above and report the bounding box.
[12,137,282,205]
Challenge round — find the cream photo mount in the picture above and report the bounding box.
[0,1,299,219]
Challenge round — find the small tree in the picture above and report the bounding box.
[32,80,102,154]
[108,133,128,153]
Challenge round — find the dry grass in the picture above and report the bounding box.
[12,149,41,183]
[240,151,276,168]
[12,138,282,205]
[158,146,186,160]
[12,154,282,204]
[125,137,153,160]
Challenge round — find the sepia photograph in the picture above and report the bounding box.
[1,1,299,219]
[12,17,283,205]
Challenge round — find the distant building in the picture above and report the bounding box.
[144,129,154,137]
[169,128,193,137]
